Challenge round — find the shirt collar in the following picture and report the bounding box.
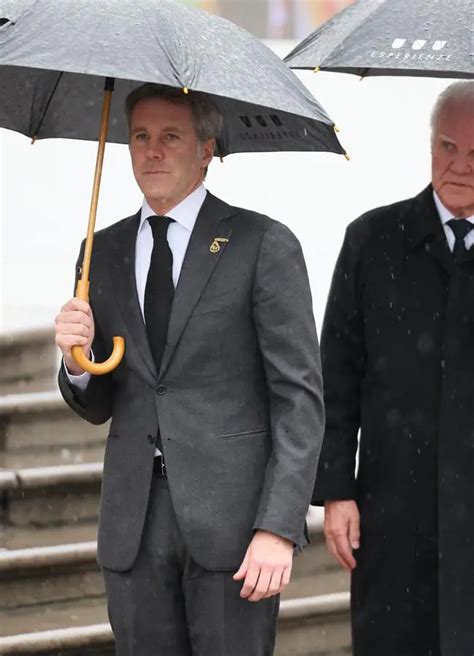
[138,184,207,234]
[433,189,474,225]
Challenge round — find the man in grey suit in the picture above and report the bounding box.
[55,84,324,656]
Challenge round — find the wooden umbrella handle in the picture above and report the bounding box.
[72,337,125,375]
[71,77,125,376]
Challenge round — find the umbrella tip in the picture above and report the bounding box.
[313,67,320,73]
[333,125,340,133]
[31,135,37,145]
[344,152,351,161]
[182,86,189,95]
[220,156,224,163]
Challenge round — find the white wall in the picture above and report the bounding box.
[0,40,451,334]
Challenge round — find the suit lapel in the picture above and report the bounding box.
[108,212,157,385]
[158,192,236,379]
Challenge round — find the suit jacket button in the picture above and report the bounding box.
[147,434,155,445]
[157,385,167,395]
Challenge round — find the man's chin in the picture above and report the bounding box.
[440,189,474,216]
[140,186,169,201]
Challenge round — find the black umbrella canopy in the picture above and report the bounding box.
[285,0,474,79]
[0,0,345,156]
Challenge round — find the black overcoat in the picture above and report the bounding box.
[313,186,474,656]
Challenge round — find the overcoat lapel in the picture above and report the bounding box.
[109,212,158,386]
[158,192,236,379]
[458,239,474,264]
[427,235,455,275]
[405,185,454,275]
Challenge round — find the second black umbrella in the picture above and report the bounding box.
[285,0,474,79]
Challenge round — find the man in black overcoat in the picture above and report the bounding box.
[313,81,474,656]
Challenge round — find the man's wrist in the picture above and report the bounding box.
[64,355,86,376]
[254,529,294,547]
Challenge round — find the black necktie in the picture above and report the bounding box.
[447,218,473,260]
[144,216,175,373]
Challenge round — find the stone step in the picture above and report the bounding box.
[0,542,104,634]
[277,594,351,656]
[3,597,108,639]
[0,462,348,629]
[2,520,98,551]
[1,464,348,637]
[1,527,349,637]
[0,393,108,468]
[0,462,338,591]
[0,327,57,395]
[1,463,103,549]
[4,521,349,596]
[0,593,351,655]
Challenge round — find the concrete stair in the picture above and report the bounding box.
[0,327,352,655]
[0,594,351,655]
[0,328,58,396]
[1,463,102,550]
[1,479,349,636]
[1,549,351,653]
[0,392,108,468]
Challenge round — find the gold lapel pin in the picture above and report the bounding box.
[210,237,229,254]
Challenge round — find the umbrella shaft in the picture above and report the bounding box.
[78,81,115,299]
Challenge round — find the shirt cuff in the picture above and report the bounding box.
[63,351,94,390]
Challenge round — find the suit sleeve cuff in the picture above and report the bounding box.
[311,480,357,506]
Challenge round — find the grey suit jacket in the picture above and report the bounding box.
[58,192,324,572]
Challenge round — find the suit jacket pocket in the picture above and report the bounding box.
[192,289,237,318]
[219,427,270,439]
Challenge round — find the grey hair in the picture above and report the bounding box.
[431,81,474,142]
[125,83,223,145]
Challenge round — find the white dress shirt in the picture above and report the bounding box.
[433,190,474,251]
[66,184,207,457]
[135,184,207,313]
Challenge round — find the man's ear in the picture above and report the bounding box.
[201,138,215,169]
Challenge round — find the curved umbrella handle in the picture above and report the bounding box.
[71,336,125,375]
[70,77,125,376]
[72,277,126,375]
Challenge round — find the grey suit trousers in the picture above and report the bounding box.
[103,471,279,656]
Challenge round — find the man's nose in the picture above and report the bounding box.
[450,154,473,175]
[146,138,165,159]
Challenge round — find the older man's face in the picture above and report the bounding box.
[129,97,214,214]
[432,101,474,217]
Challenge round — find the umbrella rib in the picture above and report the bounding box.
[31,71,63,139]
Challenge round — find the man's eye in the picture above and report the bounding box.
[164,133,179,141]
[135,133,147,140]
[442,141,455,151]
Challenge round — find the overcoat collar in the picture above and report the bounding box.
[404,184,445,249]
[404,185,474,271]
[109,192,236,387]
